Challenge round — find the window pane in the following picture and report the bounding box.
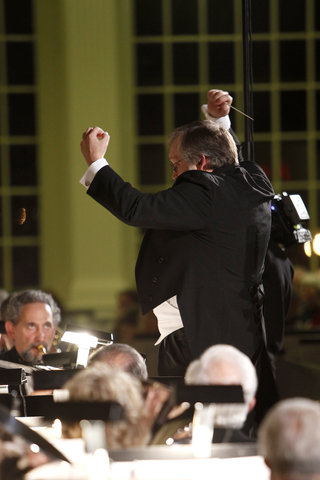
[134,0,162,36]
[8,94,36,136]
[280,40,306,82]
[252,42,270,83]
[281,91,306,131]
[279,0,305,32]
[316,41,320,81]
[253,91,271,132]
[10,145,37,186]
[208,43,234,84]
[173,43,199,85]
[172,0,198,35]
[6,42,34,85]
[11,195,38,236]
[281,141,307,181]
[0,97,2,134]
[12,246,39,288]
[138,144,165,185]
[5,0,33,34]
[207,0,234,34]
[174,93,199,128]
[252,0,270,33]
[316,1,320,31]
[316,140,320,179]
[136,44,163,86]
[138,94,164,135]
[0,199,2,237]
[317,91,320,130]
[0,248,3,287]
[255,142,272,180]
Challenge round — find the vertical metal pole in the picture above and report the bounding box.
[242,0,254,162]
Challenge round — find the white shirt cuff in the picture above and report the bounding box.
[201,104,231,130]
[79,158,109,189]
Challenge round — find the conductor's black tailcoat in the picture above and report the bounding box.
[87,161,274,361]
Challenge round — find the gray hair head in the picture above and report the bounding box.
[2,290,61,327]
[258,398,320,478]
[88,343,148,381]
[185,344,258,429]
[167,120,238,170]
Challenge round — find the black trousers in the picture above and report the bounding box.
[158,328,194,376]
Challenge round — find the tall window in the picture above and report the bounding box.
[132,0,320,269]
[0,0,39,290]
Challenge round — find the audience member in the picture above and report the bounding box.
[61,363,152,447]
[258,397,320,480]
[152,344,258,445]
[88,343,148,381]
[0,290,61,365]
[113,290,141,343]
[185,344,257,432]
[113,289,158,343]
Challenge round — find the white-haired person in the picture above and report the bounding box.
[152,344,258,444]
[184,344,258,443]
[258,397,320,480]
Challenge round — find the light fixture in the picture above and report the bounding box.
[61,324,113,367]
[304,241,312,257]
[313,234,320,256]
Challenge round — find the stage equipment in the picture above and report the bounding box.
[60,324,113,367]
[271,192,312,247]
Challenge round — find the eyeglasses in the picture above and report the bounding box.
[169,158,184,172]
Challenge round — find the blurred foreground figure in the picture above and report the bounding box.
[88,343,148,381]
[186,344,257,433]
[0,422,49,480]
[258,398,320,480]
[61,363,153,447]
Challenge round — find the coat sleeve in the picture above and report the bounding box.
[87,165,212,231]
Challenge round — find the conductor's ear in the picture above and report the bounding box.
[196,155,207,171]
[5,321,16,340]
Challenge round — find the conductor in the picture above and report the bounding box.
[80,90,274,379]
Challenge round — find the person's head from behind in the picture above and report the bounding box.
[88,343,148,381]
[258,398,320,480]
[185,344,257,429]
[117,290,139,314]
[3,290,61,363]
[61,363,151,448]
[167,120,238,180]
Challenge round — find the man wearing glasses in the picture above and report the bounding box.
[80,90,274,383]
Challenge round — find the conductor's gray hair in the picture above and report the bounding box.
[167,120,238,170]
[185,344,257,429]
[258,398,320,479]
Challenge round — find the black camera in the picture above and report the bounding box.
[271,192,312,247]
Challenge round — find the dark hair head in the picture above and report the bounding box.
[3,290,61,327]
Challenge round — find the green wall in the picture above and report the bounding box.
[35,0,137,321]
